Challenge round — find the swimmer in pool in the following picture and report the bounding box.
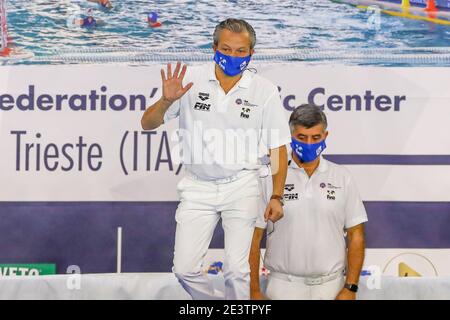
[147,12,162,28]
[87,0,112,9]
[72,9,104,28]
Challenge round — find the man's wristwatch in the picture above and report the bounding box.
[344,283,358,293]
[270,195,284,206]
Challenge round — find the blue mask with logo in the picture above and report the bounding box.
[213,50,251,77]
[291,138,326,163]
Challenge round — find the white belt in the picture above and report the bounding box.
[186,169,257,184]
[270,269,345,286]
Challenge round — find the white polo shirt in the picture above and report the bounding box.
[257,156,368,277]
[163,62,291,181]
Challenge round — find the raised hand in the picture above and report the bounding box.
[161,62,193,104]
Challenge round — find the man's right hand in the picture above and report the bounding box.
[161,62,194,105]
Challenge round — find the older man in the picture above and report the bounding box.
[250,104,368,300]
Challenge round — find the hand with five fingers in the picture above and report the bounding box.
[160,61,194,105]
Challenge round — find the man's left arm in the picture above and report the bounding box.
[336,223,366,300]
[261,87,290,223]
[265,145,288,222]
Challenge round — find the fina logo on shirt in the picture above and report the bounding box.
[194,102,211,112]
[327,190,336,200]
[240,107,251,119]
[284,193,299,201]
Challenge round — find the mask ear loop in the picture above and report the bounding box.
[242,53,257,74]
[244,67,257,74]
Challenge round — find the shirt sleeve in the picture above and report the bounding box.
[163,99,181,123]
[344,169,368,229]
[261,87,291,150]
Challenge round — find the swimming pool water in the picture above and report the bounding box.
[3,0,450,65]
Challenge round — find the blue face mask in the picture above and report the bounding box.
[291,138,326,163]
[213,50,251,77]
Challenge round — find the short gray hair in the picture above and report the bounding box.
[213,18,256,49]
[289,104,328,132]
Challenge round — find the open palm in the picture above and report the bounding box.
[161,62,193,103]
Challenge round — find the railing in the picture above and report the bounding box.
[27,47,450,65]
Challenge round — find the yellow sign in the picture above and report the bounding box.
[398,262,421,277]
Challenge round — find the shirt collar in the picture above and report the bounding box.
[289,155,328,174]
[317,156,329,173]
[208,61,252,89]
[208,61,217,82]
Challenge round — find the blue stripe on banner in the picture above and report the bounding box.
[0,201,449,273]
[323,155,450,165]
[364,201,450,248]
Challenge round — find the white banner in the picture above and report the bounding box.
[1,64,449,201]
[205,248,450,277]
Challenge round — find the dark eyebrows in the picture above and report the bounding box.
[219,44,248,50]
[297,134,322,139]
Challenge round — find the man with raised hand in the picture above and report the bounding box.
[141,18,290,300]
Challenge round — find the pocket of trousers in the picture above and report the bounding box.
[176,177,189,195]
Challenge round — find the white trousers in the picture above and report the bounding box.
[173,171,262,300]
[265,274,345,300]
